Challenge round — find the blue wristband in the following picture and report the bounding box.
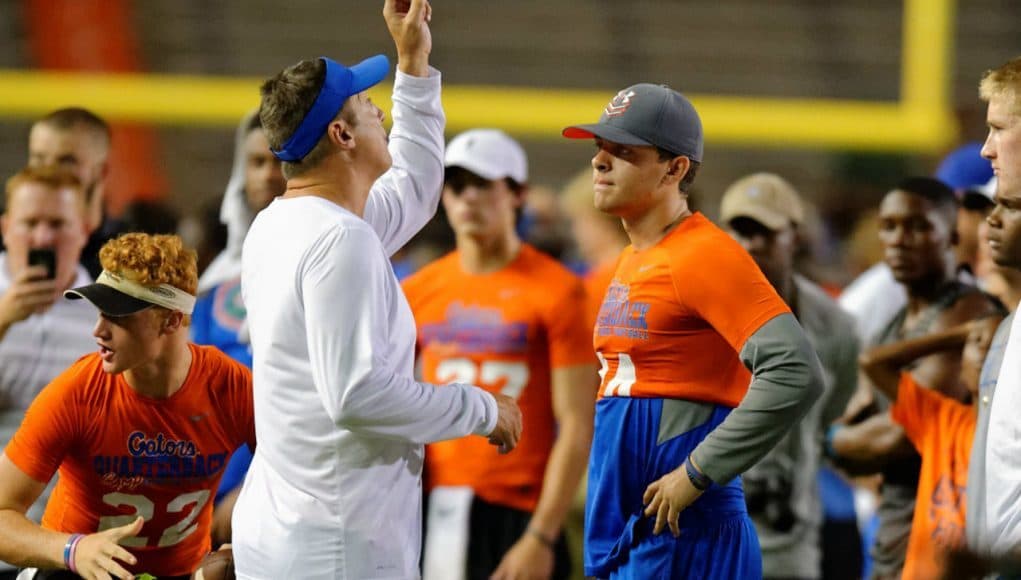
[684,457,712,491]
[63,533,83,571]
[824,424,843,459]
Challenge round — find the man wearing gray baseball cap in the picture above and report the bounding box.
[563,84,823,579]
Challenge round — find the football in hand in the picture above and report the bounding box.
[190,546,235,580]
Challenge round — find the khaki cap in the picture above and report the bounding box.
[720,173,804,230]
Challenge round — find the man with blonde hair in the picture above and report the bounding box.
[0,232,255,579]
[969,55,1021,557]
[0,167,95,578]
[27,108,118,278]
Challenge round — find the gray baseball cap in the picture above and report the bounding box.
[562,83,703,162]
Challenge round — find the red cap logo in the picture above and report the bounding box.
[605,90,636,117]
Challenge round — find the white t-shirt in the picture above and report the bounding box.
[984,305,1021,554]
[838,262,907,345]
[0,254,95,572]
[232,69,498,580]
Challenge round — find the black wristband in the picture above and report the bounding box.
[684,457,712,491]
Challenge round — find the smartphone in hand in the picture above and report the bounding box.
[27,248,56,280]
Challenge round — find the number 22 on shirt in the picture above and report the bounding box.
[98,489,211,548]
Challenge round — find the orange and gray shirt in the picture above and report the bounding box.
[592,213,822,483]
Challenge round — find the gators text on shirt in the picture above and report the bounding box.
[4,344,255,577]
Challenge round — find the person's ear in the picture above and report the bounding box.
[327,119,355,151]
[662,156,691,186]
[99,159,111,184]
[161,310,185,335]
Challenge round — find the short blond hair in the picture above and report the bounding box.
[980,56,1021,112]
[100,233,198,323]
[33,107,111,153]
[4,166,85,212]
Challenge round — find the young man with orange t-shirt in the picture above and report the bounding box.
[403,129,598,580]
[859,314,1003,579]
[0,233,254,580]
[562,84,823,579]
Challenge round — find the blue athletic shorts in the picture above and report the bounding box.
[585,396,762,579]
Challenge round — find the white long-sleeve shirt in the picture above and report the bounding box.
[982,307,1021,554]
[233,68,498,580]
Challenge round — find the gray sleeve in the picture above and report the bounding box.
[690,313,823,483]
[819,327,861,427]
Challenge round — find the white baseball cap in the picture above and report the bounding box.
[979,176,997,200]
[444,129,528,184]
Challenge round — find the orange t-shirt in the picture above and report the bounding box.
[403,244,593,512]
[593,212,790,405]
[5,344,255,577]
[891,373,976,580]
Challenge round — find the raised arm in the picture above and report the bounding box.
[906,291,1005,400]
[0,265,58,342]
[364,0,446,254]
[384,0,431,77]
[858,323,970,402]
[829,295,1002,474]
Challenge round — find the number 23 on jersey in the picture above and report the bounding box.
[435,358,530,400]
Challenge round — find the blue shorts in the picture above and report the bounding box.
[585,397,761,579]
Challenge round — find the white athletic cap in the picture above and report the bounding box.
[977,176,997,201]
[444,129,528,184]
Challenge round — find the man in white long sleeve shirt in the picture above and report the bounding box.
[969,55,1021,558]
[232,2,523,578]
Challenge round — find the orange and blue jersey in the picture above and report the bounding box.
[4,345,255,577]
[592,212,788,404]
[403,244,593,513]
[586,213,789,578]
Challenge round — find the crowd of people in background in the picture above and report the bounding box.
[0,1,1018,578]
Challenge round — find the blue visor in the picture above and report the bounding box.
[271,54,390,162]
